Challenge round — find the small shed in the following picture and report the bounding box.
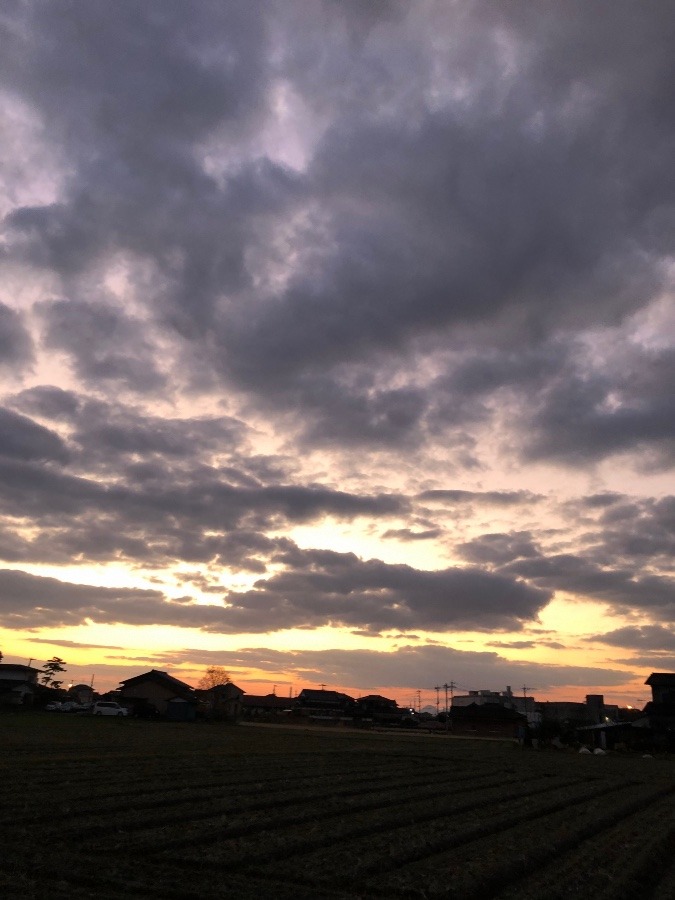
[166,697,197,722]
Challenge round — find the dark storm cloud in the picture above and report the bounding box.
[0,568,168,629]
[419,490,541,507]
[0,407,70,463]
[0,303,32,368]
[0,554,548,635]
[0,0,674,683]
[558,494,675,567]
[39,299,166,391]
[521,347,675,467]
[212,3,675,438]
[586,625,675,653]
[0,426,407,566]
[1,2,672,460]
[457,532,541,566]
[499,554,675,620]
[217,548,550,633]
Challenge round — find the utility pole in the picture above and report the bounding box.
[443,682,455,731]
[434,685,441,716]
[416,689,421,713]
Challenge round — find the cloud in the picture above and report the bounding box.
[1,2,672,460]
[160,642,632,694]
[0,3,673,697]
[0,407,70,463]
[39,299,166,392]
[0,303,33,369]
[382,528,442,542]
[219,547,550,634]
[500,554,675,620]
[418,491,541,506]
[0,551,549,635]
[587,625,675,653]
[457,532,541,566]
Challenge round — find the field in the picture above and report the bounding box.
[2,714,675,899]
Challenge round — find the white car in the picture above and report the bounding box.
[92,701,128,717]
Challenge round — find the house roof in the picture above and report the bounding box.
[297,689,355,703]
[241,694,290,708]
[201,681,244,698]
[119,669,194,696]
[451,702,526,721]
[0,664,39,674]
[356,694,397,706]
[645,672,675,685]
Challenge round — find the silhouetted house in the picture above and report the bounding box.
[645,672,675,706]
[632,673,675,751]
[241,693,290,720]
[197,682,244,721]
[68,683,94,705]
[354,694,402,726]
[118,670,196,718]
[0,664,39,707]
[449,702,527,739]
[537,695,611,727]
[295,688,355,720]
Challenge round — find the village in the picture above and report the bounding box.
[1,658,674,754]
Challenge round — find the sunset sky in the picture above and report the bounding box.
[0,1,673,707]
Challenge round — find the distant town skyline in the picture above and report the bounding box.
[0,3,674,707]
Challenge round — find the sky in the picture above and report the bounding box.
[0,1,674,707]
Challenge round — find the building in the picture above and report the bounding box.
[118,669,197,718]
[631,672,675,751]
[68,683,95,705]
[645,673,675,706]
[241,693,291,720]
[197,681,244,721]
[453,686,541,727]
[295,688,355,720]
[0,664,39,707]
[354,694,404,727]
[449,703,527,739]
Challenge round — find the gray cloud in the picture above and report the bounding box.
[587,625,675,653]
[500,554,675,620]
[219,547,550,634]
[457,532,541,566]
[0,407,70,463]
[1,2,672,459]
[160,642,632,695]
[0,303,33,369]
[0,549,549,635]
[39,299,166,392]
[0,3,673,695]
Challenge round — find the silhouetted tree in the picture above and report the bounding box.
[40,656,67,688]
[198,666,231,689]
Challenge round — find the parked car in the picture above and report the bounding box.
[92,701,128,717]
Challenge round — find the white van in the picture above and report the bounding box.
[92,701,128,717]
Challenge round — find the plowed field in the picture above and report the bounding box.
[2,715,674,899]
